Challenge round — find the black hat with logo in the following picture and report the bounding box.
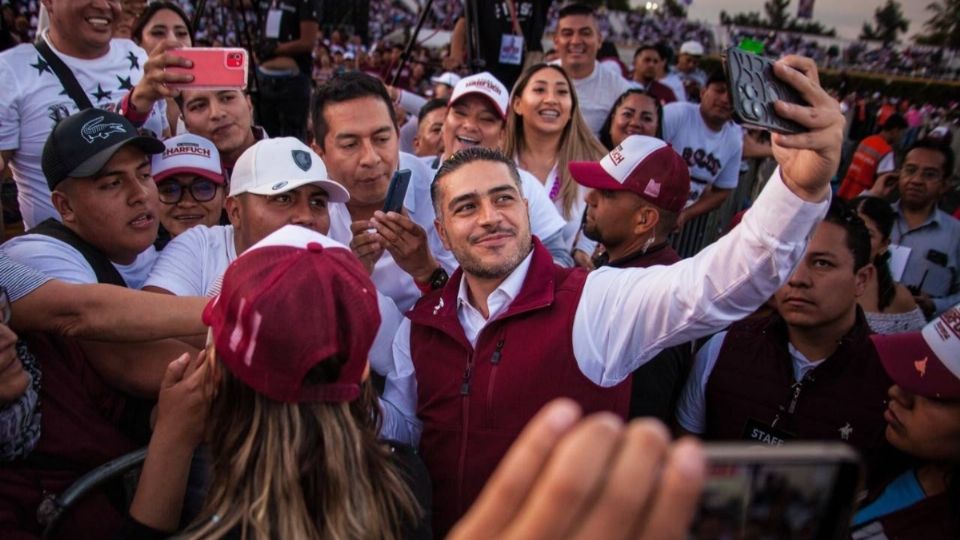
[42,108,165,191]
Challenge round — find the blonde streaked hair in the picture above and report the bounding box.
[502,63,607,219]
[181,357,419,540]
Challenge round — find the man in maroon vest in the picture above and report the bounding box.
[576,134,691,421]
[676,199,903,488]
[380,55,844,535]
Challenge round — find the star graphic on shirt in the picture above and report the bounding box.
[116,75,134,91]
[92,84,112,102]
[30,56,52,76]
[126,51,140,70]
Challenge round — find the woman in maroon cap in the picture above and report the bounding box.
[122,228,424,539]
[851,305,960,538]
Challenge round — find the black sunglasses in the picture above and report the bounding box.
[157,178,220,204]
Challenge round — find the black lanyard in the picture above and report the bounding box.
[770,372,816,429]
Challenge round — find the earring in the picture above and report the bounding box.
[641,234,656,254]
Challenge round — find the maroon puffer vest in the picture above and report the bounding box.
[705,312,906,489]
[408,239,632,535]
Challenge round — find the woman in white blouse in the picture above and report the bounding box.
[502,64,607,268]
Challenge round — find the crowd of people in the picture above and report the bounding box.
[0,1,959,539]
[728,27,960,81]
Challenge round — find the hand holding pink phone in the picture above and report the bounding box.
[167,48,248,90]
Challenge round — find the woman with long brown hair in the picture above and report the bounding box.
[502,63,608,268]
[124,229,423,540]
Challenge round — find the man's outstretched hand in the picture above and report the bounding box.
[770,55,845,202]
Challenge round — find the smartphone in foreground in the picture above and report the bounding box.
[167,48,248,90]
[691,442,863,540]
[725,47,808,134]
[382,169,412,214]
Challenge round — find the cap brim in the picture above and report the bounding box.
[242,176,351,203]
[568,161,630,192]
[154,166,226,184]
[70,136,166,178]
[450,91,506,119]
[871,332,960,399]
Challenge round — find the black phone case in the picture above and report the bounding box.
[725,47,808,134]
[382,169,412,214]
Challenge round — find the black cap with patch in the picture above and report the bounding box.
[42,108,165,191]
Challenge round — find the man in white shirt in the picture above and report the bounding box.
[310,71,455,312]
[0,0,181,229]
[379,55,844,535]
[2,109,164,288]
[551,3,631,134]
[2,108,195,399]
[143,137,349,298]
[662,70,744,229]
[676,40,707,102]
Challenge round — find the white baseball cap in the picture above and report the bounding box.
[449,72,509,119]
[152,134,224,184]
[228,137,350,202]
[431,71,462,88]
[679,41,704,56]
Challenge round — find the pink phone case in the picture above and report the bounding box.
[167,48,248,90]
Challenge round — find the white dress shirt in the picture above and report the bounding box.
[380,169,830,443]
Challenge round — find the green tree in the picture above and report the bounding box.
[662,0,687,18]
[860,0,910,45]
[719,10,765,28]
[763,0,791,30]
[916,0,960,48]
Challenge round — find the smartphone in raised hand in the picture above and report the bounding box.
[725,47,809,135]
[382,169,412,214]
[167,48,248,90]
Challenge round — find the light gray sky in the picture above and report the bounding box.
[685,0,932,42]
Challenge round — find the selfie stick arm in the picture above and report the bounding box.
[390,0,435,87]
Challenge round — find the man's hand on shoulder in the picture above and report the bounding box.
[769,55,844,202]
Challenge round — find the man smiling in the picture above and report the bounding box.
[0,0,168,228]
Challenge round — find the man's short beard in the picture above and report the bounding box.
[454,233,534,280]
[582,222,603,244]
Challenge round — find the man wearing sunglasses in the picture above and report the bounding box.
[150,134,227,247]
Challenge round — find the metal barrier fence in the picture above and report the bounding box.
[671,158,774,258]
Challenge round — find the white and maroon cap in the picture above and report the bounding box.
[449,72,509,119]
[871,303,960,400]
[152,133,225,184]
[229,137,349,202]
[568,135,690,213]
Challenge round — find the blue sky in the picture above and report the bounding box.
[686,0,932,42]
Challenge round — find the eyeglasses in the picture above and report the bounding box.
[0,287,10,326]
[158,179,220,204]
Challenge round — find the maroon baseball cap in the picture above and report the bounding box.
[870,302,960,400]
[202,225,380,403]
[568,135,690,213]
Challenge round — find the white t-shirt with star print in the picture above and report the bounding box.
[0,32,167,229]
